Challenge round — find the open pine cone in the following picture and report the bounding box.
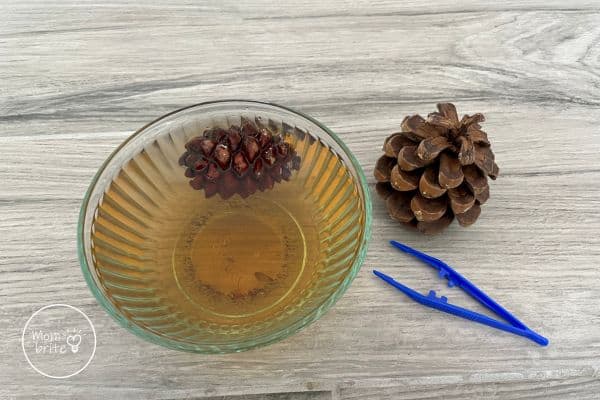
[374,103,499,234]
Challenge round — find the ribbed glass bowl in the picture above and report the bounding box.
[78,100,371,353]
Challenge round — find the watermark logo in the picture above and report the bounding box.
[22,304,96,379]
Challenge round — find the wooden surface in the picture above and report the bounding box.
[1,1,600,399]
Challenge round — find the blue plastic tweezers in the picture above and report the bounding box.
[373,241,548,346]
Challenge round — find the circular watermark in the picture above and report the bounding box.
[21,304,96,379]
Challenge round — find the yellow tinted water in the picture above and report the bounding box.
[90,134,365,336]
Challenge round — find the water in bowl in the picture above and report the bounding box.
[89,123,365,343]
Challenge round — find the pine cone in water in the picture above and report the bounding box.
[180,117,301,199]
[374,103,499,234]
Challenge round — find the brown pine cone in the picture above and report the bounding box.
[374,103,499,234]
[180,117,301,199]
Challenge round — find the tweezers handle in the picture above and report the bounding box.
[390,241,528,330]
[373,270,549,346]
[418,290,549,346]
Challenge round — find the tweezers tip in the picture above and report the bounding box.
[373,270,392,282]
[389,240,409,251]
[531,332,550,346]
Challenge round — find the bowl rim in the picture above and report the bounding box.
[77,99,372,353]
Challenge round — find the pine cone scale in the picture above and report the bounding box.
[419,166,447,199]
[401,115,441,139]
[473,143,496,176]
[436,103,460,125]
[475,186,490,204]
[387,192,414,222]
[374,156,396,182]
[384,133,415,157]
[417,136,452,161]
[448,184,475,214]
[461,113,485,127]
[457,136,475,165]
[466,126,490,145]
[426,114,456,130]
[463,165,487,194]
[438,153,464,189]
[455,202,481,227]
[398,146,431,171]
[411,194,447,222]
[390,166,419,191]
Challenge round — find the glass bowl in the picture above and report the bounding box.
[78,100,372,353]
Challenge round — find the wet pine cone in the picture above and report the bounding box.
[180,117,301,199]
[374,103,499,234]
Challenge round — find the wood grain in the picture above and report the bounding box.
[1,1,599,399]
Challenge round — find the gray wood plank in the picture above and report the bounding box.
[1,1,599,399]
